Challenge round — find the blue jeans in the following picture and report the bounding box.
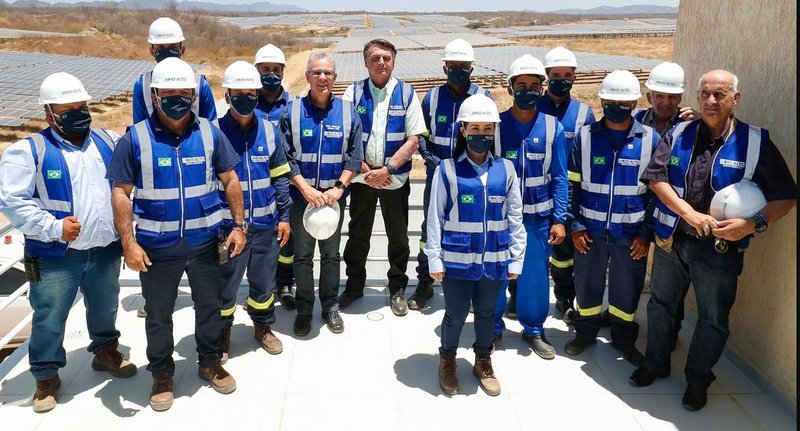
[495,221,551,337]
[644,234,743,388]
[28,241,122,381]
[440,276,504,358]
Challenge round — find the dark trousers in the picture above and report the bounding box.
[220,227,279,328]
[573,233,646,346]
[440,276,504,359]
[550,228,576,304]
[140,240,222,378]
[290,198,346,316]
[415,173,434,284]
[645,234,742,388]
[343,181,410,296]
[276,236,294,288]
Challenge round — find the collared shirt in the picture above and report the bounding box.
[0,128,120,250]
[256,86,293,125]
[425,152,526,275]
[342,77,427,190]
[638,107,680,138]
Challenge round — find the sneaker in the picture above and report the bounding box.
[390,290,408,316]
[279,285,296,310]
[91,341,137,378]
[32,375,60,413]
[337,290,364,310]
[254,323,283,355]
[198,364,237,394]
[682,384,708,411]
[294,314,312,337]
[610,341,645,367]
[149,377,173,412]
[564,337,596,356]
[472,357,501,396]
[438,355,458,395]
[137,306,147,318]
[321,310,344,333]
[407,282,434,310]
[522,333,556,360]
[220,328,231,364]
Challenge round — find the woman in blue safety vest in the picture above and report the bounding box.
[425,93,526,397]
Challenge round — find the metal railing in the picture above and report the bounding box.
[0,222,32,351]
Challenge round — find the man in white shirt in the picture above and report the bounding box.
[0,73,136,413]
[337,39,428,316]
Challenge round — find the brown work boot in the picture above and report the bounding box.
[438,355,458,395]
[92,341,137,378]
[254,323,283,355]
[220,328,231,364]
[32,375,61,413]
[198,364,237,394]
[473,356,501,396]
[149,377,174,412]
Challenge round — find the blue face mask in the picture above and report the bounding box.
[154,47,181,63]
[53,106,92,136]
[466,133,495,154]
[447,67,471,88]
[513,89,541,110]
[261,73,282,91]
[158,94,193,120]
[230,94,258,116]
[548,79,573,97]
[603,103,633,124]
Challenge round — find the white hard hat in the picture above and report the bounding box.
[150,57,197,90]
[254,43,286,65]
[148,17,185,44]
[456,94,500,123]
[710,180,767,220]
[39,72,92,105]
[303,201,341,240]
[508,54,547,86]
[645,62,685,94]
[222,61,262,90]
[442,38,475,62]
[544,46,578,69]
[598,70,642,101]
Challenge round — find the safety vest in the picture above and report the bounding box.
[218,115,285,230]
[633,108,685,138]
[497,110,562,223]
[439,155,516,281]
[425,83,491,163]
[136,71,204,121]
[25,128,115,258]
[653,119,764,247]
[573,121,659,240]
[129,117,224,249]
[537,96,593,141]
[256,88,295,127]
[353,78,415,174]
[288,96,354,191]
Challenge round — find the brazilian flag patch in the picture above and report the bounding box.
[356,106,367,114]
[437,115,448,123]
[505,150,518,159]
[460,194,474,204]
[302,129,313,137]
[592,156,606,165]
[669,156,680,166]
[46,170,61,179]
[157,157,172,167]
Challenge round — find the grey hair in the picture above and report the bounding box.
[306,51,336,72]
[697,71,738,92]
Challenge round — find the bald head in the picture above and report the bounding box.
[697,70,738,93]
[696,69,741,128]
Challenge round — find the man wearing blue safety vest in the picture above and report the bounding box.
[338,39,427,316]
[565,70,662,367]
[280,51,363,337]
[492,54,567,360]
[0,73,136,413]
[412,38,492,311]
[216,61,292,363]
[132,17,217,125]
[631,69,796,412]
[108,58,246,412]
[534,46,597,325]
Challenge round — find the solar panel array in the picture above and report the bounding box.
[333,32,514,53]
[0,51,156,127]
[0,27,75,40]
[481,18,676,38]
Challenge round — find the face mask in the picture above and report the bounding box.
[230,94,258,116]
[260,73,282,92]
[603,103,633,124]
[52,106,92,136]
[154,47,181,63]
[513,89,541,110]
[548,79,573,97]
[466,133,495,154]
[158,94,193,121]
[447,67,471,88]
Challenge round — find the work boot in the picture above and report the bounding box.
[279,285,296,310]
[407,281,434,310]
[198,364,237,394]
[220,328,231,364]
[610,340,645,367]
[504,294,517,319]
[522,333,556,360]
[473,356,501,396]
[555,298,576,325]
[91,341,137,378]
[564,337,597,356]
[294,314,312,337]
[32,375,60,413]
[149,377,174,412]
[438,355,458,395]
[322,310,345,334]
[682,384,708,411]
[628,366,669,387]
[254,323,283,355]
[390,290,409,316]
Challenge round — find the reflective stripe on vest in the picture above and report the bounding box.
[142,71,203,118]
[427,84,490,160]
[354,78,414,174]
[289,97,352,189]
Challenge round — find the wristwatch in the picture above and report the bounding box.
[233,221,248,232]
[385,162,397,175]
[334,180,347,190]
[750,211,768,233]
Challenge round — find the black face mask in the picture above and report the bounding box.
[548,79,574,97]
[603,103,633,124]
[52,106,92,136]
[466,134,495,154]
[158,94,193,120]
[447,67,472,87]
[230,94,258,116]
[260,73,282,92]
[513,89,542,110]
[154,47,181,63]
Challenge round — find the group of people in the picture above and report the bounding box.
[0,16,795,415]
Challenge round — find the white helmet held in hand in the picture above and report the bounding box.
[710,180,767,220]
[442,38,475,62]
[151,57,197,90]
[645,62,685,94]
[598,70,642,101]
[508,54,547,86]
[148,17,185,44]
[255,44,286,65]
[303,201,341,240]
[456,94,500,123]
[544,46,578,69]
[39,72,92,105]
[222,61,262,90]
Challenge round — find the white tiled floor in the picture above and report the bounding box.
[0,285,795,430]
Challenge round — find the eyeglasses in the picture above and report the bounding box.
[309,70,335,78]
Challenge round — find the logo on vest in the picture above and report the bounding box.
[505,150,518,159]
[258,146,264,152]
[669,156,680,166]
[719,159,746,169]
[251,155,268,163]
[182,156,205,166]
[356,106,367,114]
[564,132,575,139]
[302,129,313,137]
[323,130,344,139]
[460,194,474,204]
[157,157,172,167]
[437,115,448,123]
[618,158,641,166]
[46,170,61,179]
[527,153,545,160]
[592,156,606,165]
[533,138,539,143]
[270,120,279,127]
[488,195,505,204]
[388,109,406,117]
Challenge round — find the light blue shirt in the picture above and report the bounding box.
[0,129,120,250]
[425,151,526,275]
